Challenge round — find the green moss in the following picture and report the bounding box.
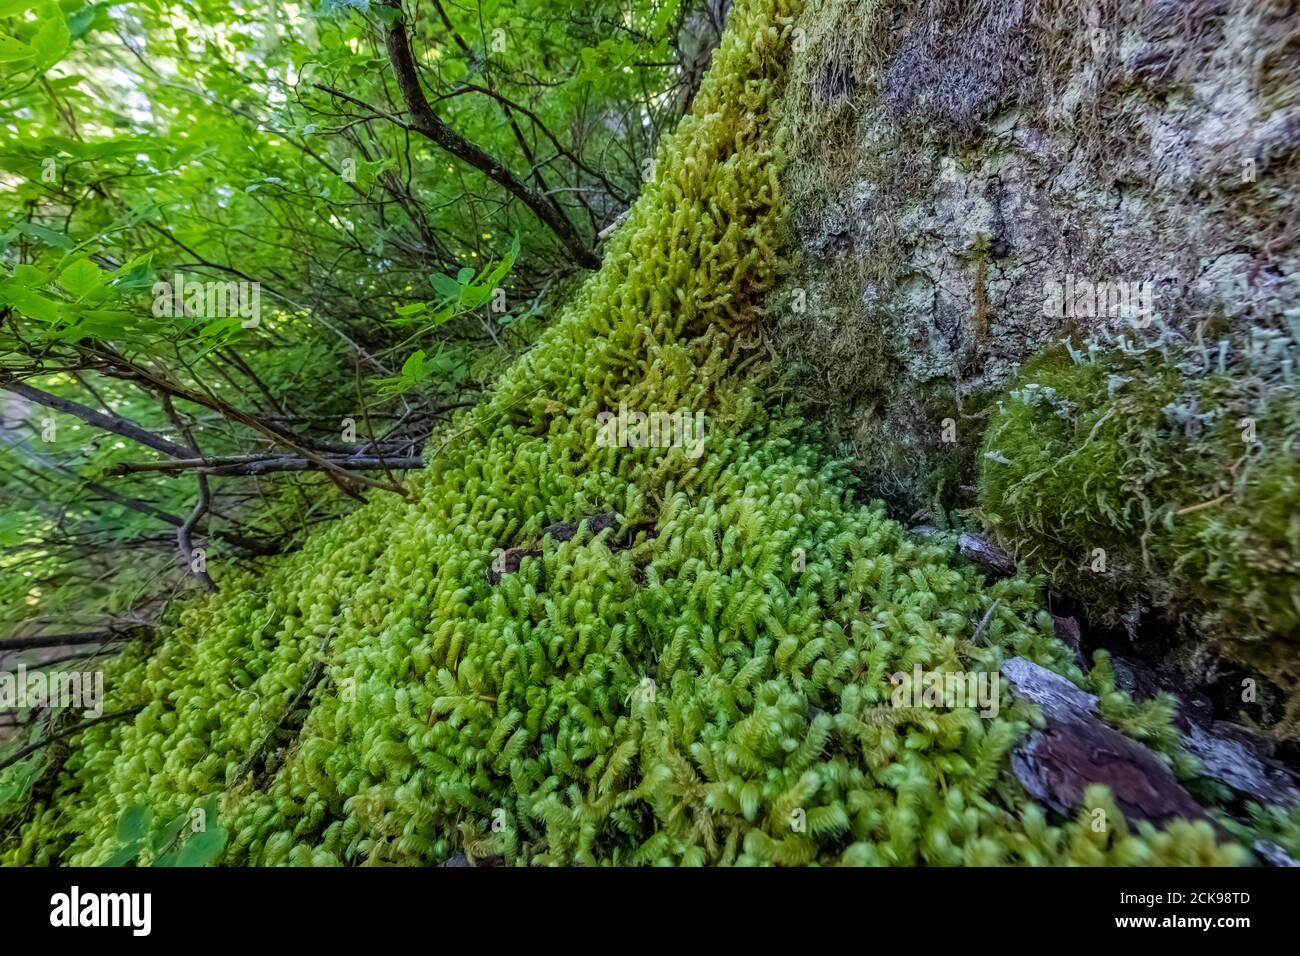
[1230,803,1300,861]
[774,0,892,225]
[979,331,1300,732]
[766,255,990,519]
[0,0,1261,868]
[770,262,896,404]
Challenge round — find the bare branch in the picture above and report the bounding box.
[105,454,423,478]
[1,378,190,459]
[366,2,600,269]
[0,630,137,652]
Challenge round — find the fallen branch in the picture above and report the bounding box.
[0,429,279,555]
[81,344,406,498]
[178,475,217,591]
[161,393,217,591]
[103,453,423,477]
[958,532,1017,576]
[0,631,138,653]
[0,378,191,459]
[197,455,420,477]
[1001,658,1213,829]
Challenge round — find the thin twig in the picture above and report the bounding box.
[0,707,144,774]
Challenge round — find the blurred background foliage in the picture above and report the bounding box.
[0,0,728,645]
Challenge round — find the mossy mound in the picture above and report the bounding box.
[979,328,1300,733]
[0,0,1253,867]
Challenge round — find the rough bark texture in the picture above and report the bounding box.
[1003,655,1300,832]
[768,0,1299,516]
[1002,657,1212,827]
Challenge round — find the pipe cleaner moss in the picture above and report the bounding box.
[0,0,1262,867]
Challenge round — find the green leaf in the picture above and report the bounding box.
[198,315,245,338]
[17,222,73,249]
[0,33,33,62]
[170,825,228,867]
[0,285,65,323]
[29,6,69,68]
[400,349,426,379]
[100,840,145,868]
[426,305,455,328]
[116,803,152,843]
[109,252,155,292]
[0,1,33,18]
[199,793,220,821]
[152,811,189,856]
[58,257,104,298]
[429,272,461,301]
[8,263,47,287]
[67,3,105,40]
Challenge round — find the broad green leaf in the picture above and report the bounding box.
[427,305,455,327]
[197,315,246,340]
[0,33,33,61]
[58,257,104,298]
[151,811,189,855]
[29,7,69,68]
[9,263,48,286]
[429,272,461,301]
[67,3,106,39]
[0,285,64,323]
[109,252,155,292]
[169,825,228,867]
[116,803,152,843]
[17,222,73,249]
[199,793,220,821]
[100,840,145,868]
[400,349,425,378]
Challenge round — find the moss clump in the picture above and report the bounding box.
[0,0,1254,867]
[979,328,1300,732]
